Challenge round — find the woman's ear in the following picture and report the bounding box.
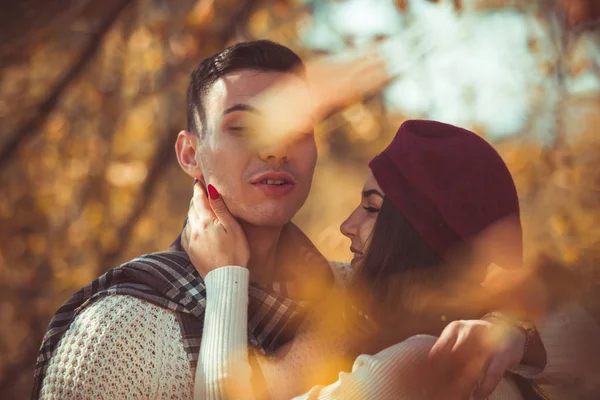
[175,130,203,179]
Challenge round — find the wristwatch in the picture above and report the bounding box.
[481,311,538,364]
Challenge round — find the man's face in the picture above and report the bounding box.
[196,69,317,227]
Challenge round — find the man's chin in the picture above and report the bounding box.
[239,207,299,228]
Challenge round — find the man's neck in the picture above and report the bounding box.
[239,220,283,286]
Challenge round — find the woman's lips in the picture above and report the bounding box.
[350,247,364,265]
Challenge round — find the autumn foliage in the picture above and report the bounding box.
[0,0,598,397]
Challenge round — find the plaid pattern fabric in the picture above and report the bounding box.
[31,223,332,399]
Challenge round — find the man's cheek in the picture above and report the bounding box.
[300,148,317,178]
[198,152,225,182]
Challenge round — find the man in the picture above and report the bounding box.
[33,40,599,399]
[33,40,330,400]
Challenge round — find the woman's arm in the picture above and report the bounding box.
[290,336,435,400]
[195,266,255,400]
[182,182,254,398]
[291,334,526,400]
[291,335,446,400]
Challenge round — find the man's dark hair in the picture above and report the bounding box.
[186,40,305,136]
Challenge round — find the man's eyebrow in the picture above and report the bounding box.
[362,189,384,199]
[223,104,260,116]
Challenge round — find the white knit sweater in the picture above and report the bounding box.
[39,294,194,399]
[40,264,600,399]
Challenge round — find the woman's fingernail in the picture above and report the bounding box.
[207,184,219,200]
[193,178,199,184]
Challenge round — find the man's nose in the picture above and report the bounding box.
[258,145,289,164]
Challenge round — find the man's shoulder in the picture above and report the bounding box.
[42,294,192,398]
[117,249,196,281]
[328,260,354,287]
[74,294,179,330]
[124,249,190,265]
[60,295,187,356]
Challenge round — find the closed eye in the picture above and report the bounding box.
[228,126,255,137]
[363,206,379,214]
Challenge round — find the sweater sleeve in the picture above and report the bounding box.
[292,335,525,400]
[195,266,254,400]
[39,294,193,400]
[510,302,600,395]
[291,335,437,400]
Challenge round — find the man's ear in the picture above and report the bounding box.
[175,130,203,179]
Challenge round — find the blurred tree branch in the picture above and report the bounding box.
[68,5,138,233]
[97,94,181,272]
[0,0,134,171]
[97,0,261,271]
[559,0,600,30]
[0,0,91,64]
[0,317,45,395]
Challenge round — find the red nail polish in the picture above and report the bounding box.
[207,184,219,200]
[193,178,199,184]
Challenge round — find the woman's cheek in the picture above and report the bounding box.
[360,218,377,245]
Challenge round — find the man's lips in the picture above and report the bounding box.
[250,171,295,185]
[249,171,296,198]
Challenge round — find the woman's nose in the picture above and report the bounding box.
[340,210,358,239]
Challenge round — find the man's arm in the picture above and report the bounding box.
[39,294,193,400]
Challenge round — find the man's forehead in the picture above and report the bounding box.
[206,69,309,113]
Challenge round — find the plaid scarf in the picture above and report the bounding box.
[31,222,332,399]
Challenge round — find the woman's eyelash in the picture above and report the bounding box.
[362,206,380,214]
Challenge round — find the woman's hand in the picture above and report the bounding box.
[428,318,527,400]
[183,180,250,278]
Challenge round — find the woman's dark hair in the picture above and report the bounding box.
[350,197,481,352]
[354,197,444,308]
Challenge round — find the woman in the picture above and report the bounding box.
[186,120,600,399]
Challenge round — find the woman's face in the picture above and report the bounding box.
[340,173,384,267]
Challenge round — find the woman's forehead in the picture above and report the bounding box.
[363,173,384,194]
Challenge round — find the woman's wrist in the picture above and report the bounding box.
[204,265,249,280]
[482,311,547,369]
[520,327,547,369]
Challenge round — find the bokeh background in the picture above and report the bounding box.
[1,0,599,397]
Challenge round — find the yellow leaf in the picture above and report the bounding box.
[106,161,148,187]
[27,234,47,256]
[549,215,570,237]
[100,229,119,252]
[248,9,270,37]
[84,202,104,229]
[185,0,215,27]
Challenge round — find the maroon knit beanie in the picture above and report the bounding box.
[369,120,522,268]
